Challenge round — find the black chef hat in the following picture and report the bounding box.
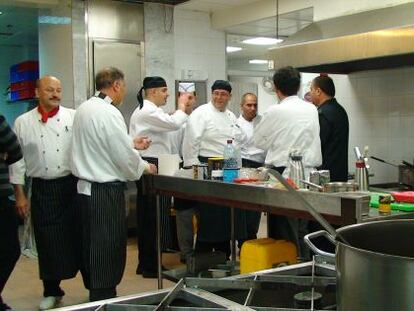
[211,80,232,93]
[143,76,167,89]
[137,76,167,109]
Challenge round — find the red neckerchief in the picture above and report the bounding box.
[37,105,60,123]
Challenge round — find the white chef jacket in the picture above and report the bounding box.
[254,95,322,174]
[9,106,75,185]
[129,99,188,158]
[169,126,185,158]
[71,93,149,186]
[237,115,266,164]
[182,101,246,167]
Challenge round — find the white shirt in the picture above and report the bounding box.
[9,106,75,185]
[182,101,246,166]
[237,115,266,164]
[169,126,185,158]
[71,93,149,184]
[254,95,322,173]
[129,99,188,157]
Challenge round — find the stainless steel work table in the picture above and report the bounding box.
[145,175,414,288]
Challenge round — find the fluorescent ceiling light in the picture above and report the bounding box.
[249,59,269,64]
[38,16,71,25]
[243,37,283,45]
[226,46,242,53]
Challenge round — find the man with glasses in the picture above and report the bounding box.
[182,80,246,257]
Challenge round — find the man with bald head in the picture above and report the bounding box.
[10,76,78,310]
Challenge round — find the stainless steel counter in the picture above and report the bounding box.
[149,175,371,225]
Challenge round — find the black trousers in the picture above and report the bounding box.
[238,158,263,247]
[267,166,289,239]
[136,179,157,272]
[0,197,20,304]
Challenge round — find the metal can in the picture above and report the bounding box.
[309,170,320,185]
[318,170,331,185]
[193,164,208,180]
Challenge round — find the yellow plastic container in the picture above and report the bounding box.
[240,238,297,274]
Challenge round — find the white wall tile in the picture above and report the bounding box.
[335,66,414,183]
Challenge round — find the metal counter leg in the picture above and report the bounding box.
[231,207,236,264]
[156,194,163,289]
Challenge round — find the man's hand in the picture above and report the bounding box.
[134,136,151,150]
[14,186,28,219]
[177,93,195,114]
[146,163,157,174]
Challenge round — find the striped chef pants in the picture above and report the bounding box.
[77,181,127,299]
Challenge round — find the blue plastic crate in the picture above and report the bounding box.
[10,70,39,83]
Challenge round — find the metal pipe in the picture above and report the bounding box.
[263,168,350,245]
[156,194,163,289]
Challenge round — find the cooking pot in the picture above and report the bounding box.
[301,180,359,192]
[305,220,414,311]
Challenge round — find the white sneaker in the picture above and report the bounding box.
[39,296,62,310]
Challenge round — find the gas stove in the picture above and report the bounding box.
[56,258,337,311]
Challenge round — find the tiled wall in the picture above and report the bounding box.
[144,3,175,111]
[328,68,414,183]
[230,68,414,183]
[174,9,226,106]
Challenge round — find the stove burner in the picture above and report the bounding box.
[293,291,322,309]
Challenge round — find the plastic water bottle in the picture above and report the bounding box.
[223,139,240,182]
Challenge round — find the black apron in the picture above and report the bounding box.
[196,156,246,242]
[78,181,127,289]
[31,175,78,281]
[236,158,263,241]
[136,157,176,271]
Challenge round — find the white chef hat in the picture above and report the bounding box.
[178,82,195,93]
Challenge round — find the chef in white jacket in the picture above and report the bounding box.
[129,76,192,278]
[169,83,197,263]
[71,67,156,301]
[182,80,246,257]
[254,66,321,259]
[236,93,266,246]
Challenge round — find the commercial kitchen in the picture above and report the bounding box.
[1,0,414,311]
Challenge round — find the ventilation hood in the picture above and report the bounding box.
[268,2,414,73]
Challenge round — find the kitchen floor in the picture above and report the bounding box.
[3,213,267,311]
[2,238,178,310]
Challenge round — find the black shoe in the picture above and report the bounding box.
[141,266,168,279]
[142,270,158,278]
[0,302,12,311]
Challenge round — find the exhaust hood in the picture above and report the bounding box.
[268,2,414,73]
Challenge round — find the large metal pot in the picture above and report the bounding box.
[305,219,414,311]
